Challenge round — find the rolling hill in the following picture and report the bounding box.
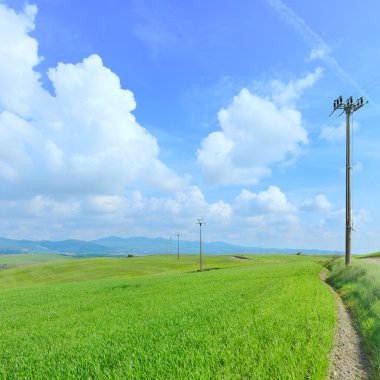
[0,236,336,256]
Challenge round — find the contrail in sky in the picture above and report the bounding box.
[265,0,377,107]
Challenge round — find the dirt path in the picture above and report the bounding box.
[320,271,369,379]
[361,257,380,265]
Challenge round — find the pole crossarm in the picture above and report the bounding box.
[330,95,367,265]
[331,95,367,114]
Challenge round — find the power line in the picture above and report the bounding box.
[330,96,367,266]
[353,73,380,99]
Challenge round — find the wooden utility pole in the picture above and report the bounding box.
[196,219,204,271]
[331,96,367,265]
[176,233,180,260]
[345,108,351,266]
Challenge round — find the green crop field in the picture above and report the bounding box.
[0,253,72,268]
[0,254,335,379]
[359,251,380,258]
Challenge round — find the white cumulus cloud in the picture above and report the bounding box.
[197,70,321,185]
[0,3,43,117]
[320,121,359,142]
[0,3,186,199]
[207,200,232,223]
[269,68,323,106]
[230,185,300,246]
[235,186,296,214]
[301,194,333,212]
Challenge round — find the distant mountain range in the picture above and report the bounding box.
[0,236,337,256]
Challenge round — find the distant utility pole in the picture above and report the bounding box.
[331,96,367,266]
[176,233,180,260]
[169,236,172,255]
[196,219,205,272]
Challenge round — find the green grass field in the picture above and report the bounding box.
[328,257,380,378]
[0,254,335,379]
[359,251,380,258]
[0,253,72,268]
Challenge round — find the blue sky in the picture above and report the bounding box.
[0,0,380,253]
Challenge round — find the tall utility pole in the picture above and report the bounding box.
[196,219,204,272]
[331,96,367,265]
[176,233,180,260]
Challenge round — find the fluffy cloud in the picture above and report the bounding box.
[28,196,81,217]
[307,47,330,62]
[0,4,186,198]
[0,2,237,243]
[0,2,357,251]
[269,68,323,106]
[228,186,300,246]
[235,186,296,214]
[0,185,234,240]
[197,70,321,185]
[83,195,125,215]
[207,200,232,223]
[301,194,333,212]
[0,3,42,117]
[320,121,359,142]
[0,184,301,245]
[130,186,232,224]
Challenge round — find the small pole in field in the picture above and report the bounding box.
[196,219,205,272]
[176,232,180,260]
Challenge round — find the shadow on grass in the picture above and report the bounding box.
[112,284,142,290]
[233,255,257,261]
[188,267,221,273]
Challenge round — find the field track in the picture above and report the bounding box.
[361,258,380,265]
[320,271,369,379]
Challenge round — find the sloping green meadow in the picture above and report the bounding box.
[0,253,72,268]
[0,254,335,379]
[360,251,380,258]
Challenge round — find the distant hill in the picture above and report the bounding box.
[38,239,116,255]
[0,236,337,256]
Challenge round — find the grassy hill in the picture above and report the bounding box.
[0,236,336,256]
[358,251,380,258]
[0,253,72,268]
[0,254,335,378]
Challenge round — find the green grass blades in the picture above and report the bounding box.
[0,255,335,379]
[328,258,380,378]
